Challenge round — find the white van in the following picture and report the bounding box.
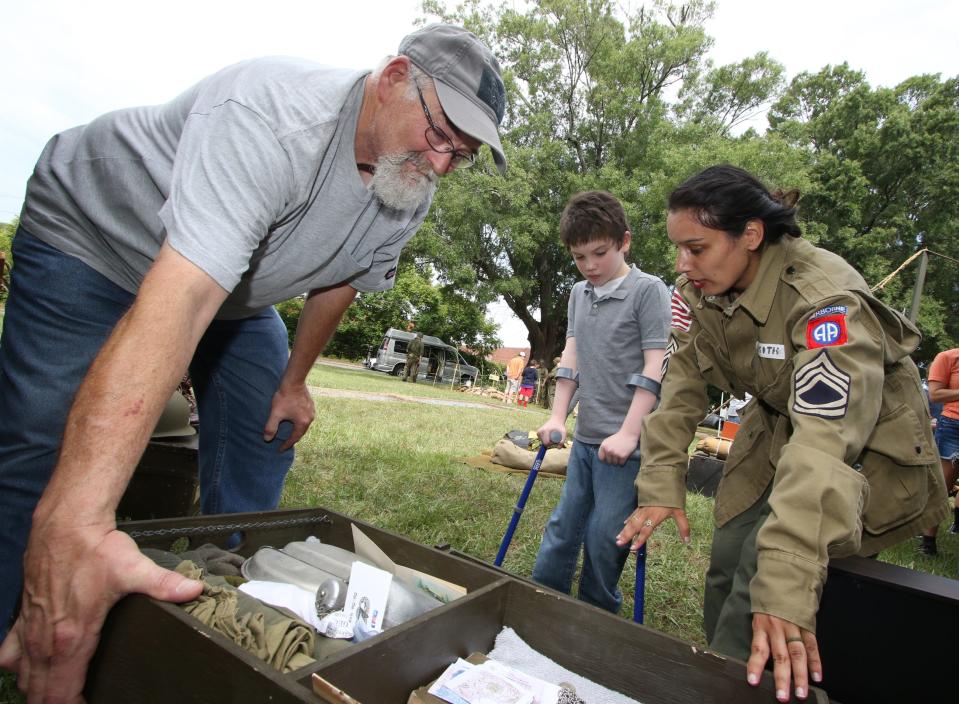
[366,328,479,385]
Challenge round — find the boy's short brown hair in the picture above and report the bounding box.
[559,191,630,249]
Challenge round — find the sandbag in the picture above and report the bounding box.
[695,436,733,459]
[489,438,569,475]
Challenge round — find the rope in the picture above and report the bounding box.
[870,247,957,292]
[870,249,926,291]
[928,249,959,266]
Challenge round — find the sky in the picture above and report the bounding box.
[2,0,957,345]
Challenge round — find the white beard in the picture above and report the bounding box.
[370,153,437,211]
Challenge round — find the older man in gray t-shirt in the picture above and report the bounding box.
[0,24,506,700]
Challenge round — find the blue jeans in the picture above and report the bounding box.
[935,415,959,461]
[0,229,294,639]
[531,439,639,613]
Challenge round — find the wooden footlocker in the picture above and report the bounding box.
[89,507,814,704]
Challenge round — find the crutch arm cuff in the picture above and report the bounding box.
[555,367,578,384]
[627,373,661,399]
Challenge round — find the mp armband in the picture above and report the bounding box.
[627,373,661,400]
[555,367,579,385]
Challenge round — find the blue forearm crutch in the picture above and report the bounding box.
[494,430,562,567]
[633,542,647,623]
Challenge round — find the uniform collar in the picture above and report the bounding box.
[584,264,640,300]
[703,239,789,324]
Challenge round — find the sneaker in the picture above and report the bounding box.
[949,523,959,535]
[919,538,938,556]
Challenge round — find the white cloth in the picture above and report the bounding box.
[727,392,752,420]
[488,627,643,704]
[239,580,323,630]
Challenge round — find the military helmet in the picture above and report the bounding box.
[152,392,197,439]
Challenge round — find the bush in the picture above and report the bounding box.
[274,296,305,348]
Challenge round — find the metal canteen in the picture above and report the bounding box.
[315,577,347,618]
[241,541,444,628]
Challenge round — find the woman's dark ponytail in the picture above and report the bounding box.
[669,165,802,243]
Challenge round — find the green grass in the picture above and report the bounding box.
[309,361,508,400]
[286,362,718,642]
[290,363,959,635]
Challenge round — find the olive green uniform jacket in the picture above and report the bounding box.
[637,236,947,632]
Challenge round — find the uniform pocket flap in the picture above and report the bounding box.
[863,404,937,466]
[858,405,935,535]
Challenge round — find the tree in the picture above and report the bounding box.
[277,259,502,361]
[769,69,959,357]
[415,0,718,362]
[677,52,786,135]
[0,218,17,300]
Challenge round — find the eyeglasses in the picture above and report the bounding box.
[414,82,476,170]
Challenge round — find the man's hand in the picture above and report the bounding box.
[747,613,822,702]
[537,419,567,448]
[264,382,315,452]
[598,430,640,466]
[0,522,202,703]
[615,506,690,552]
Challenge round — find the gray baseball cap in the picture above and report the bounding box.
[399,23,507,174]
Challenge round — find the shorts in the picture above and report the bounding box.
[935,415,959,461]
[518,385,534,400]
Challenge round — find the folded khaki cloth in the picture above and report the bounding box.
[142,543,245,577]
[171,558,317,673]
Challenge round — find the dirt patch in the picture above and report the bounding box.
[308,385,499,410]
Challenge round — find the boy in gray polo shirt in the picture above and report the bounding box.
[533,191,669,614]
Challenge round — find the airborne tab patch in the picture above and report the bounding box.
[793,350,850,419]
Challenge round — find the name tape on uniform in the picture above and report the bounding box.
[806,305,848,349]
[757,342,785,360]
[671,289,692,332]
[793,350,850,419]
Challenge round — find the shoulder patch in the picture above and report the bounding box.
[811,305,847,319]
[793,350,850,419]
[806,308,848,349]
[670,289,692,332]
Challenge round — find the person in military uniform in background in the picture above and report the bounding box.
[616,165,947,704]
[403,332,424,382]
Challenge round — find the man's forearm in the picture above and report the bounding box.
[34,245,227,527]
[281,284,357,387]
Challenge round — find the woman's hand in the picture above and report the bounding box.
[747,613,823,702]
[615,506,690,552]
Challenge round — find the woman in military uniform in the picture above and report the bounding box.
[616,165,947,702]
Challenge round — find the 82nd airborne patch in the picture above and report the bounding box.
[806,305,848,349]
[793,350,851,419]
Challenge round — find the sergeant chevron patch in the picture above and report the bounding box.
[792,350,850,418]
[662,335,678,377]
